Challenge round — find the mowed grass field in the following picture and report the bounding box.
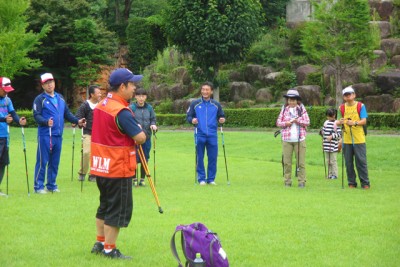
[0,127,399,267]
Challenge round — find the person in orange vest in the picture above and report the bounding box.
[90,68,146,259]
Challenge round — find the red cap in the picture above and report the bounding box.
[0,77,15,93]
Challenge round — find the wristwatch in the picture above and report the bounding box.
[355,121,358,126]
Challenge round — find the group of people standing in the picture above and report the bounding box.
[276,87,370,189]
[0,68,371,259]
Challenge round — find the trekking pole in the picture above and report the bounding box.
[274,130,284,177]
[152,129,157,186]
[71,126,76,181]
[220,125,230,185]
[6,125,9,196]
[80,127,84,192]
[322,140,327,179]
[21,126,30,196]
[341,125,345,189]
[194,126,198,185]
[138,144,163,214]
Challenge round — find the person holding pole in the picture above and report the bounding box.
[0,77,27,196]
[321,108,342,179]
[276,89,310,188]
[76,85,102,182]
[129,88,157,187]
[337,86,370,189]
[186,82,225,185]
[90,68,146,259]
[33,73,86,194]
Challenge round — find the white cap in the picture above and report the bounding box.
[41,73,54,83]
[342,86,355,95]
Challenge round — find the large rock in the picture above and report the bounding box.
[364,94,394,112]
[229,82,255,102]
[228,71,244,82]
[393,98,400,112]
[390,55,400,68]
[261,72,283,86]
[351,83,377,99]
[172,67,191,85]
[255,88,273,103]
[244,64,273,83]
[149,83,169,100]
[372,50,388,70]
[323,66,360,85]
[170,83,191,100]
[381,38,400,56]
[293,85,321,106]
[369,0,394,21]
[296,64,318,85]
[172,99,192,114]
[375,70,400,94]
[369,21,391,39]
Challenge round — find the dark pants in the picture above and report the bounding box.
[0,138,9,185]
[343,143,370,187]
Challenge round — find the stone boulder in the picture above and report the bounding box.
[261,72,283,86]
[172,99,192,114]
[244,64,273,83]
[172,67,191,85]
[369,21,391,39]
[228,71,244,82]
[381,38,400,56]
[369,0,394,21]
[364,94,394,112]
[170,83,191,100]
[372,50,388,70]
[390,55,400,68]
[375,70,400,94]
[392,98,400,112]
[293,85,321,106]
[324,96,336,106]
[149,83,169,100]
[352,83,377,99]
[296,64,318,85]
[229,82,255,102]
[255,88,273,103]
[323,66,360,86]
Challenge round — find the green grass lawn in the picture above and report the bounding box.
[0,127,399,267]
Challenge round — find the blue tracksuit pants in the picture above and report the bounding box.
[196,134,218,183]
[34,135,62,191]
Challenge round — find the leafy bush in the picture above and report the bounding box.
[271,70,297,101]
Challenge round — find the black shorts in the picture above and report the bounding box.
[95,176,133,228]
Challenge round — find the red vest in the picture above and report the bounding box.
[90,93,136,178]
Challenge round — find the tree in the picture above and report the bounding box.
[259,0,291,28]
[165,0,263,100]
[0,0,48,78]
[301,0,379,105]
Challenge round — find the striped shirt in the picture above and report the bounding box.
[322,120,342,152]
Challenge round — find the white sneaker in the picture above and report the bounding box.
[199,181,206,185]
[0,191,7,197]
[35,189,47,194]
[46,188,60,193]
[208,182,217,185]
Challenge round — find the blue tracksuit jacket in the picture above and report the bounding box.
[33,92,79,191]
[186,97,225,182]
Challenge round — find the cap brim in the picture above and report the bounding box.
[2,85,14,93]
[128,75,143,83]
[284,94,301,99]
[41,78,54,84]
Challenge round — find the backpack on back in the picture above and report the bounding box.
[171,222,229,267]
[339,101,367,135]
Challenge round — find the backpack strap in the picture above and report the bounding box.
[339,104,345,117]
[357,101,362,117]
[170,228,185,267]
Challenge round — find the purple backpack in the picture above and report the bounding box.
[170,222,229,267]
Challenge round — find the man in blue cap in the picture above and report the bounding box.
[90,68,146,259]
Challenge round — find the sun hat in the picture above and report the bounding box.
[0,77,14,92]
[109,68,143,86]
[283,89,301,100]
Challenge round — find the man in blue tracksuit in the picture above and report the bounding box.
[186,82,225,185]
[33,73,86,194]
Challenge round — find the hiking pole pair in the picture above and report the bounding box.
[137,144,163,214]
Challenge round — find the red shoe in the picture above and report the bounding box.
[349,185,356,189]
[362,185,370,190]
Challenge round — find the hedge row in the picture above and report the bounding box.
[14,108,400,129]
[157,107,400,129]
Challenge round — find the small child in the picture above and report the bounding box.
[321,108,342,179]
[130,88,157,187]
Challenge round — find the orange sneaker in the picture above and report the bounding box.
[349,185,356,189]
[362,185,370,190]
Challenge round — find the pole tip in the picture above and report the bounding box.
[158,207,164,214]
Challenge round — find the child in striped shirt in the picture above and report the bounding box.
[321,108,342,179]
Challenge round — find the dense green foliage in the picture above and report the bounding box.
[165,0,263,84]
[301,0,379,105]
[126,15,167,72]
[1,128,399,266]
[0,0,48,78]
[259,0,291,27]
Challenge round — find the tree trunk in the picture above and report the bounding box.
[123,0,133,23]
[115,0,121,24]
[334,57,343,107]
[212,64,220,102]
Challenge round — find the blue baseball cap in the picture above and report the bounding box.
[109,68,143,86]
